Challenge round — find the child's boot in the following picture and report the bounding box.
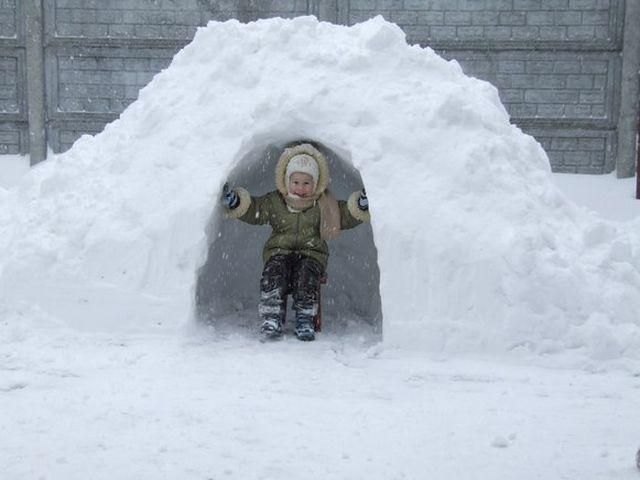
[294,319,315,341]
[258,256,291,338]
[293,296,317,341]
[292,257,322,341]
[258,284,286,339]
[260,318,282,338]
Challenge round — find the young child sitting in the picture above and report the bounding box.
[221,143,369,341]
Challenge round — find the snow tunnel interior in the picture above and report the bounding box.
[195,139,382,339]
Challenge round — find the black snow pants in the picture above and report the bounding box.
[259,253,324,327]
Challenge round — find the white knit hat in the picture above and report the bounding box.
[285,154,319,187]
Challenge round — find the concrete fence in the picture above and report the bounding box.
[0,0,637,175]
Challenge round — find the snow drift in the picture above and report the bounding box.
[1,16,639,364]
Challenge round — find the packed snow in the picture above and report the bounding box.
[1,16,640,479]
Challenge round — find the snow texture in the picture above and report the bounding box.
[1,16,640,367]
[1,329,638,479]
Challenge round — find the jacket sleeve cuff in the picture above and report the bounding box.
[347,191,370,223]
[226,187,252,219]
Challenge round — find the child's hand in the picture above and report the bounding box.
[222,182,240,209]
[357,188,368,211]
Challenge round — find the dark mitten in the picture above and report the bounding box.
[357,188,368,211]
[222,182,240,209]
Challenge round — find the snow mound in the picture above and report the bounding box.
[1,16,639,365]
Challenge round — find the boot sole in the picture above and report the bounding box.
[295,331,315,341]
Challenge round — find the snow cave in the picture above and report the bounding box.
[0,16,639,361]
[195,139,382,336]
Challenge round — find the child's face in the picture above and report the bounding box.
[288,172,315,198]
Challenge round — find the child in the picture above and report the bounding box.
[222,143,369,341]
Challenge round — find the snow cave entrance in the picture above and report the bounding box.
[196,140,382,338]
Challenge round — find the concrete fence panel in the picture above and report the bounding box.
[0,0,635,174]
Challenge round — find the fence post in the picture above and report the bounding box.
[616,0,640,178]
[636,109,639,199]
[24,0,47,165]
[336,0,349,25]
[309,0,338,22]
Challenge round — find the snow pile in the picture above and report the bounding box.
[1,16,639,365]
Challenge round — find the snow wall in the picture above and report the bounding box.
[1,16,639,364]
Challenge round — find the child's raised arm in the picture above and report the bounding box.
[221,182,272,225]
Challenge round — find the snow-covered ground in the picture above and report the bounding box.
[1,325,638,480]
[2,15,640,479]
[552,172,639,223]
[0,154,29,190]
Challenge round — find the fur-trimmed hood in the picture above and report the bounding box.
[275,143,329,199]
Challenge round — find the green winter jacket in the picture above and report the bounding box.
[237,190,362,269]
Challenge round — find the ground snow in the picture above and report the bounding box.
[552,172,638,222]
[2,324,639,480]
[1,16,640,479]
[0,154,30,190]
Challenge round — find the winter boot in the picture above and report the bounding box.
[291,256,323,342]
[294,320,315,341]
[259,255,291,339]
[260,318,282,338]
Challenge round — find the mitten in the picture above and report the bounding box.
[222,182,240,209]
[357,188,368,211]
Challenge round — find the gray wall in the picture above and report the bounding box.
[0,0,26,155]
[0,0,632,173]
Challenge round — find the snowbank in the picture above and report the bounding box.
[1,16,639,365]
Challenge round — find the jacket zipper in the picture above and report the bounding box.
[294,213,300,251]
